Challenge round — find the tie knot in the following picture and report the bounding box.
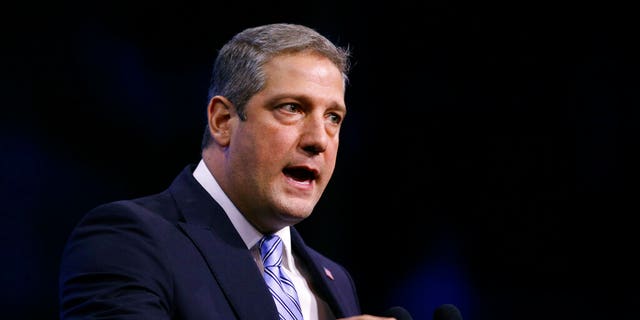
[260,234,283,268]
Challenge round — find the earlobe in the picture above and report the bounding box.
[207,96,233,146]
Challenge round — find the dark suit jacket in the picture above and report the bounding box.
[59,164,361,319]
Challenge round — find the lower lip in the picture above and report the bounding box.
[285,176,314,191]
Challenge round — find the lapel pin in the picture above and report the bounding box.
[323,267,334,280]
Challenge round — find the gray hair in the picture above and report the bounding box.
[201,23,351,149]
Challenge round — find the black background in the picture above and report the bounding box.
[4,1,639,319]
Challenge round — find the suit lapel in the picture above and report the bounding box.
[178,223,277,320]
[290,228,349,318]
[169,166,278,320]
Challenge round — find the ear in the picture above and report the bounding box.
[206,96,234,146]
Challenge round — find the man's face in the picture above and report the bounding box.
[226,52,346,233]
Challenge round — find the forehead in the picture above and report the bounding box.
[262,53,345,92]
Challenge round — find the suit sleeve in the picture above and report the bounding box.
[59,201,174,319]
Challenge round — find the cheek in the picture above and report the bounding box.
[324,143,340,169]
[253,128,294,161]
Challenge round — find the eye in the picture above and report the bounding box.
[327,113,342,125]
[279,103,301,113]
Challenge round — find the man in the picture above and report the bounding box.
[59,23,395,319]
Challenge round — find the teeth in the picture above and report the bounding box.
[292,179,311,185]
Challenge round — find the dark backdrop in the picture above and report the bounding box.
[4,1,639,319]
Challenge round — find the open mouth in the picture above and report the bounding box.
[283,166,318,183]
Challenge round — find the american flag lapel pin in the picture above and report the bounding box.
[323,267,334,280]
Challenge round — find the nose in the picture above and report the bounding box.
[300,115,330,155]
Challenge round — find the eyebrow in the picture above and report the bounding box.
[265,94,346,114]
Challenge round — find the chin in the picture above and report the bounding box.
[284,208,313,221]
[277,204,314,222]
[270,194,317,222]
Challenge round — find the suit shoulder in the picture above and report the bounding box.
[83,190,178,225]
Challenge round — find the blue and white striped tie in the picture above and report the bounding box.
[260,234,303,320]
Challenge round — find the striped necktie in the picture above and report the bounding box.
[259,234,303,320]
